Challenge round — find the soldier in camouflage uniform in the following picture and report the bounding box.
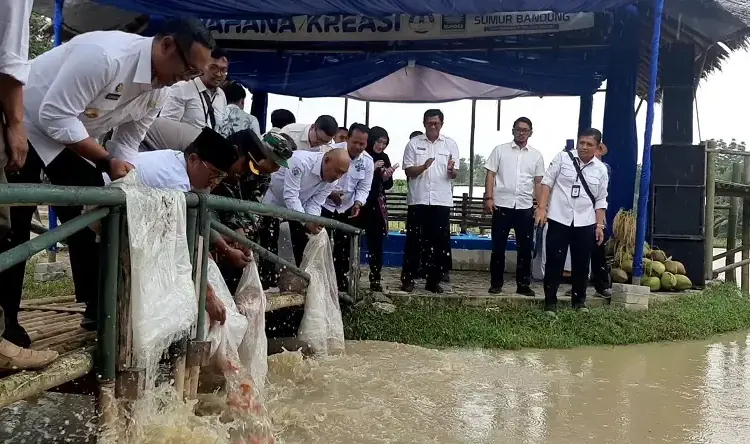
[213,129,295,293]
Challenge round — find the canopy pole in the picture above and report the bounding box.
[365,101,370,127]
[496,100,501,131]
[468,99,477,199]
[343,98,349,127]
[47,0,65,262]
[632,0,665,285]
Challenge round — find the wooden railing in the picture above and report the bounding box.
[385,192,492,233]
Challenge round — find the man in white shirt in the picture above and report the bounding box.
[270,109,296,131]
[160,48,229,130]
[216,80,261,137]
[333,127,349,144]
[535,128,609,315]
[483,117,545,296]
[280,115,338,151]
[258,149,351,288]
[401,109,459,294]
[321,123,374,292]
[0,19,215,335]
[0,0,60,369]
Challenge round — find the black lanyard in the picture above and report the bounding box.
[194,81,216,128]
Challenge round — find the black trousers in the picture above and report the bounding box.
[257,216,309,289]
[490,206,534,288]
[543,219,596,309]
[321,207,355,292]
[361,203,386,284]
[590,232,611,291]
[0,145,103,330]
[401,205,450,286]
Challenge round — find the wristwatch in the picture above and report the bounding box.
[95,154,115,173]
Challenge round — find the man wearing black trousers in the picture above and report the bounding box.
[401,110,459,294]
[484,117,545,296]
[589,142,612,297]
[535,128,609,315]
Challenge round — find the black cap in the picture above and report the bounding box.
[193,127,239,172]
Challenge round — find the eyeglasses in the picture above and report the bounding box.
[209,64,228,76]
[175,43,203,80]
[201,160,227,185]
[513,128,532,134]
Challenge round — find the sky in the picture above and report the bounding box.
[254,48,750,180]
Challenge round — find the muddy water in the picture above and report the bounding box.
[4,334,750,443]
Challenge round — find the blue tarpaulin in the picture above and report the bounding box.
[93,0,637,18]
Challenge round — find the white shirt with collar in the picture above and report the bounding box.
[280,123,330,152]
[160,77,227,130]
[23,31,169,166]
[321,142,374,213]
[0,0,33,84]
[133,149,191,192]
[402,133,460,207]
[484,141,545,210]
[262,150,339,217]
[542,149,609,227]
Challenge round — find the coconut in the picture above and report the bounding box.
[674,261,686,275]
[643,258,653,275]
[675,274,692,291]
[621,259,634,274]
[660,272,677,291]
[643,242,652,257]
[649,261,666,277]
[611,268,629,283]
[664,260,682,275]
[642,276,661,292]
[649,249,667,262]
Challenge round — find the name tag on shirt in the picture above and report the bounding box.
[571,184,581,198]
[105,93,121,101]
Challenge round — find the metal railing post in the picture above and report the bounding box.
[186,206,198,279]
[196,196,211,341]
[705,145,715,282]
[348,233,361,300]
[97,206,120,383]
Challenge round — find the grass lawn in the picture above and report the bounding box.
[344,283,750,349]
[22,258,75,300]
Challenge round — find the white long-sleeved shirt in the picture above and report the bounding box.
[262,150,339,217]
[160,77,227,130]
[403,133,460,207]
[484,141,545,210]
[133,150,191,192]
[542,150,609,227]
[23,31,169,166]
[0,0,33,84]
[321,142,374,213]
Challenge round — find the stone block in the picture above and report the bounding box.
[611,301,649,311]
[34,271,67,282]
[34,261,68,274]
[611,293,650,306]
[611,283,650,295]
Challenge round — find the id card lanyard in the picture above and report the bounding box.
[570,158,590,199]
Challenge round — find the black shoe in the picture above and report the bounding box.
[596,288,612,299]
[441,274,451,284]
[516,286,536,297]
[339,292,356,306]
[370,282,383,292]
[573,304,589,312]
[401,282,415,293]
[544,305,557,316]
[425,283,444,294]
[80,318,97,332]
[488,286,503,294]
[3,324,31,348]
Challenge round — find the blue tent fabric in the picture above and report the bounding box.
[93,0,636,18]
[601,4,639,231]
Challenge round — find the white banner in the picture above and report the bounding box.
[204,12,596,42]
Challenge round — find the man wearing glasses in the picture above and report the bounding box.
[483,117,545,297]
[161,48,229,131]
[280,114,339,152]
[0,18,215,342]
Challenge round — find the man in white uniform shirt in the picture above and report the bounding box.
[0,0,60,369]
[535,128,609,315]
[321,123,374,293]
[160,48,229,131]
[483,117,545,296]
[401,109,460,294]
[258,149,351,289]
[0,19,215,337]
[280,114,338,151]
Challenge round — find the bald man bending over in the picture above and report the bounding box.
[259,149,350,288]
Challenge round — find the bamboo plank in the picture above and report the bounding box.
[32,328,92,351]
[267,292,305,311]
[20,305,86,314]
[21,295,76,306]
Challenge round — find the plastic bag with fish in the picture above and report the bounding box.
[234,261,268,393]
[205,259,248,373]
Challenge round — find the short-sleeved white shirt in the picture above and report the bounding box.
[402,134,460,207]
[484,141,545,210]
[542,150,609,227]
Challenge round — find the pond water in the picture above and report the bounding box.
[4,334,750,443]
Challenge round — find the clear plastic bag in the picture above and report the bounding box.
[205,259,248,372]
[297,228,345,356]
[234,262,268,394]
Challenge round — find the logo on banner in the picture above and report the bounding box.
[408,15,435,34]
[441,15,466,33]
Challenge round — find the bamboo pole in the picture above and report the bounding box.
[705,145,716,282]
[742,156,750,293]
[726,163,741,283]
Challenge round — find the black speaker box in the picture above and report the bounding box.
[648,143,706,287]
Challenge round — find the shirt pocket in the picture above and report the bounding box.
[560,163,578,179]
[347,169,365,192]
[584,175,600,197]
[80,93,120,122]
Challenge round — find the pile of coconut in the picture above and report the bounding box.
[607,210,693,292]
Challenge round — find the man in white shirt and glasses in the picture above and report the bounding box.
[160,47,229,130]
[321,123,374,294]
[484,117,545,296]
[401,109,459,294]
[280,115,339,152]
[0,18,215,340]
[535,128,609,315]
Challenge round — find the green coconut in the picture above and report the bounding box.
[664,260,683,275]
[643,242,652,257]
[621,259,634,274]
[642,257,653,275]
[649,261,665,277]
[660,271,677,291]
[650,249,668,263]
[643,276,661,292]
[675,274,692,291]
[611,268,629,284]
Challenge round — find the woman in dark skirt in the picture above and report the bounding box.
[360,126,395,291]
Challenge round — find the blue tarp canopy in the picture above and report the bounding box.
[93,0,636,18]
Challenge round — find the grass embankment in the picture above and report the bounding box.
[344,284,750,349]
[22,259,75,300]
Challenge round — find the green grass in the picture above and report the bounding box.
[22,258,75,300]
[344,284,750,349]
